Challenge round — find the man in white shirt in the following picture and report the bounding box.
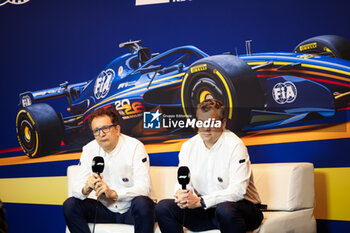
[155,99,263,233]
[63,108,155,233]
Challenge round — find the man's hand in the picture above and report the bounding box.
[82,173,101,195]
[174,189,189,208]
[174,189,201,209]
[95,178,118,201]
[184,192,202,209]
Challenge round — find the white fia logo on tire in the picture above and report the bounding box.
[272,81,297,104]
[0,0,30,7]
[94,69,115,100]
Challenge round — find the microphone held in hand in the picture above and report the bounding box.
[92,156,105,176]
[91,156,104,233]
[177,166,190,190]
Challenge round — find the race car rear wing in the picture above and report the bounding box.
[18,81,89,108]
[119,40,142,51]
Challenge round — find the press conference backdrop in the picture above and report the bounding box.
[1,0,350,232]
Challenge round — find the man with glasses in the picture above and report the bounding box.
[155,99,263,233]
[63,108,155,233]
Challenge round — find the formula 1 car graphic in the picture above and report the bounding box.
[16,35,350,158]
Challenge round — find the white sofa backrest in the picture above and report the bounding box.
[67,162,314,211]
[66,165,178,201]
[252,163,314,211]
[148,166,178,202]
[67,164,77,197]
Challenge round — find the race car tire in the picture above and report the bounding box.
[181,55,264,131]
[16,103,63,158]
[294,35,350,60]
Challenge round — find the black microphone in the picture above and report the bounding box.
[177,166,190,190]
[91,156,104,233]
[92,156,104,176]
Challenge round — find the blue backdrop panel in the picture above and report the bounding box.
[1,0,350,233]
[0,160,78,178]
[4,203,65,233]
[316,220,350,233]
[248,138,350,168]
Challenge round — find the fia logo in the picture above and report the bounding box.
[0,0,30,7]
[94,69,115,99]
[272,81,297,104]
[143,110,161,129]
[21,95,32,107]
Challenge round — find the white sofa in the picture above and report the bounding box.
[66,163,316,233]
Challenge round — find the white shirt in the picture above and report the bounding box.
[178,129,261,209]
[72,134,151,214]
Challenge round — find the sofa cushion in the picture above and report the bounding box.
[258,208,316,233]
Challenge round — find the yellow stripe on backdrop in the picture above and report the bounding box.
[242,121,350,146]
[0,122,349,166]
[0,176,67,205]
[0,167,350,221]
[0,138,186,166]
[314,167,350,221]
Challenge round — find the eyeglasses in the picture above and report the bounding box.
[92,125,116,136]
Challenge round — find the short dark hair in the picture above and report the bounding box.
[88,108,119,129]
[197,99,226,120]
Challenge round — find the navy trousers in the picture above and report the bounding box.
[155,199,263,233]
[63,196,155,233]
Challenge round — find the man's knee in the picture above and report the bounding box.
[155,199,175,216]
[215,202,240,222]
[131,196,155,217]
[63,197,80,218]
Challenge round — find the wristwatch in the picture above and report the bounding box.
[200,197,206,208]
